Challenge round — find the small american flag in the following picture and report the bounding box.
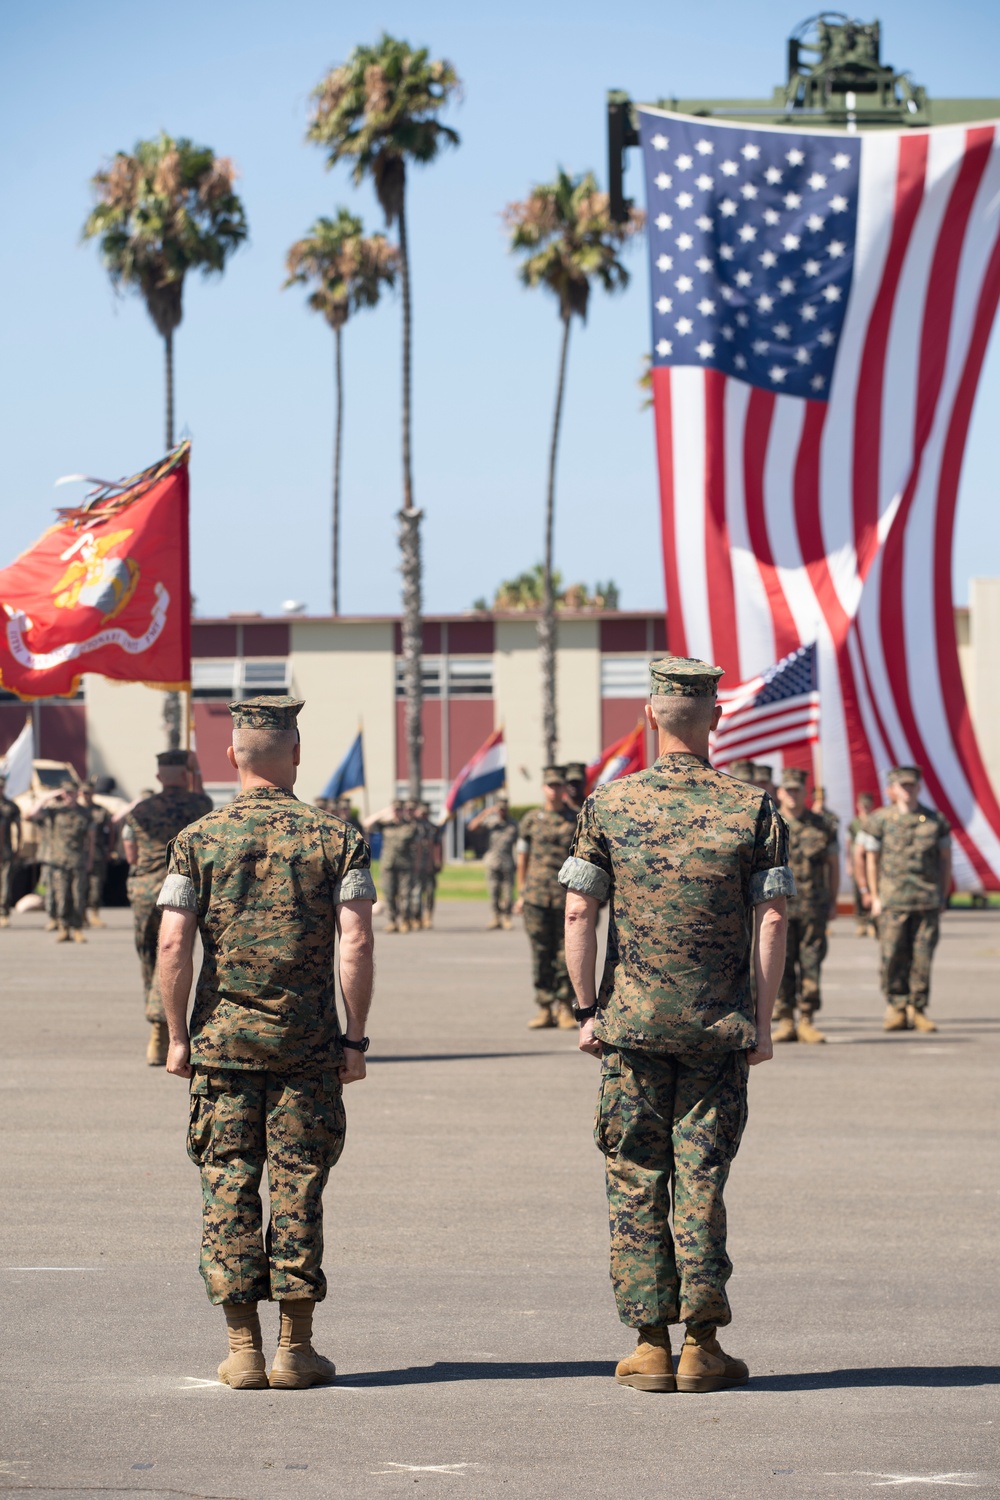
[711,643,820,768]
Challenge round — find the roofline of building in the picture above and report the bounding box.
[195,609,667,625]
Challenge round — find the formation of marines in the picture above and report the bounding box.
[362,798,439,932]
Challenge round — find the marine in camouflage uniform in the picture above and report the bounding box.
[365,802,418,932]
[847,792,876,936]
[156,696,376,1390]
[468,796,517,929]
[516,768,578,1028]
[123,751,213,1063]
[408,803,441,931]
[857,766,951,1033]
[560,656,793,1394]
[0,775,21,927]
[75,784,113,928]
[28,786,92,941]
[773,767,839,1044]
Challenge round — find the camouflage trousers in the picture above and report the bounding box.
[82,854,107,912]
[381,862,412,925]
[409,870,437,924]
[49,864,85,930]
[187,1066,346,1306]
[596,1046,749,1334]
[485,863,514,917]
[879,908,940,1011]
[41,864,57,919]
[0,856,14,916]
[522,901,571,1006]
[776,913,828,1018]
[129,878,164,1021]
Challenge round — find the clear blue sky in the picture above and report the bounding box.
[2,0,998,618]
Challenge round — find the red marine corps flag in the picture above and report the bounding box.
[0,445,191,700]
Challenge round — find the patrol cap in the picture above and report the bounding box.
[649,655,724,698]
[542,765,566,786]
[157,750,189,767]
[563,762,587,782]
[228,695,304,731]
[781,767,808,789]
[887,765,922,785]
[728,759,754,782]
[751,764,774,786]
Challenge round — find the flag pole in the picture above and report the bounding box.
[359,718,368,820]
[184,685,193,753]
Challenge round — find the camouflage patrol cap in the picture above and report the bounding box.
[728,759,755,782]
[228,695,304,731]
[751,764,774,786]
[649,655,724,698]
[564,762,587,782]
[542,765,566,786]
[887,764,922,785]
[781,766,808,789]
[157,750,190,768]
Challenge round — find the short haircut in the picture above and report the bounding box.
[157,765,188,786]
[650,692,717,738]
[232,725,298,769]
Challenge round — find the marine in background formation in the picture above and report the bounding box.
[562,655,792,1395]
[562,761,588,817]
[856,766,951,1033]
[0,772,21,928]
[467,795,517,929]
[847,792,876,935]
[122,751,212,1065]
[27,782,92,942]
[772,767,839,1044]
[364,800,417,933]
[409,802,441,931]
[515,766,578,1029]
[76,781,113,929]
[157,695,375,1391]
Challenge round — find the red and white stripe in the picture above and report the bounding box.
[650,115,1000,888]
[712,685,820,769]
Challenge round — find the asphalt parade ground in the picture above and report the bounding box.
[1,903,998,1500]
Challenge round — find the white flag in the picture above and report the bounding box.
[2,718,34,799]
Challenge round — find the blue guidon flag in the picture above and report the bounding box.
[638,106,1000,890]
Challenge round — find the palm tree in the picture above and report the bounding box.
[285,210,397,614]
[505,170,642,764]
[307,34,461,801]
[82,132,247,452]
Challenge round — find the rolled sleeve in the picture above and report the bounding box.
[334,868,377,904]
[559,855,611,902]
[156,873,198,912]
[856,831,881,853]
[750,865,796,904]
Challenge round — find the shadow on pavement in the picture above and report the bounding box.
[369,1051,569,1064]
[345,1359,612,1385]
[749,1366,1000,1390]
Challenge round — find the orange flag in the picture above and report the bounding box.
[0,445,191,700]
[586,721,646,794]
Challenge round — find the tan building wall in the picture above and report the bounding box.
[83,676,169,800]
[289,620,396,809]
[494,619,602,802]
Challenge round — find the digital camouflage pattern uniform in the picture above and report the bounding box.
[775,803,837,1024]
[858,797,950,1015]
[34,801,91,930]
[517,801,577,1010]
[409,810,440,928]
[482,811,517,918]
[560,655,794,1338]
[0,792,20,919]
[84,801,113,912]
[375,815,418,928]
[126,780,213,1020]
[158,734,376,1306]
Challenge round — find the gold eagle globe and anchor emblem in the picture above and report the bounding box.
[51,529,140,621]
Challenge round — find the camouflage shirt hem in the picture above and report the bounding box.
[750,865,796,903]
[156,873,198,912]
[558,855,611,902]
[334,869,377,904]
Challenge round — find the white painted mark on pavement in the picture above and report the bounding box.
[8,1266,103,1271]
[177,1375,226,1389]
[826,1474,984,1489]
[371,1463,478,1476]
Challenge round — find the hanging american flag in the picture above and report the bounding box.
[711,643,820,768]
[639,108,1000,889]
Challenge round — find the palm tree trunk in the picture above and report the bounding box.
[332,325,343,615]
[164,329,174,451]
[396,187,424,802]
[540,313,571,766]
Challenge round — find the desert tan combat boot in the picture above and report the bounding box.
[906,1006,938,1033]
[676,1329,749,1392]
[422,914,433,930]
[772,1016,797,1043]
[0,915,9,928]
[883,1003,909,1031]
[501,915,513,930]
[796,1012,827,1044]
[398,919,411,934]
[528,1002,555,1029]
[384,919,398,933]
[45,917,58,932]
[71,928,87,944]
[55,925,70,943]
[87,909,106,929]
[269,1299,337,1389]
[555,1001,578,1029]
[146,1021,169,1066]
[218,1302,268,1390]
[615,1328,676,1393]
[487,914,501,930]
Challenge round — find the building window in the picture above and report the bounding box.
[393,657,493,698]
[192,659,291,698]
[601,657,649,698]
[395,658,443,698]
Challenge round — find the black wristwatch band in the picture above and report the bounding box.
[573,1005,598,1024]
[341,1036,370,1053]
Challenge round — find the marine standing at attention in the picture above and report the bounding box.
[28,782,93,943]
[855,766,951,1033]
[122,751,212,1065]
[561,656,792,1394]
[0,772,21,928]
[467,794,517,930]
[364,800,417,933]
[515,767,578,1030]
[771,767,839,1045]
[156,696,375,1390]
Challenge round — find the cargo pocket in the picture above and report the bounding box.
[316,1072,347,1171]
[186,1072,214,1166]
[717,1052,750,1164]
[594,1053,623,1158]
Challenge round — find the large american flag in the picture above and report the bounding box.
[712,643,820,768]
[639,108,1000,890]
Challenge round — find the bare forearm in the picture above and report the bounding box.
[753,901,787,1034]
[339,938,374,1039]
[159,946,194,1042]
[866,851,879,901]
[565,896,599,1006]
